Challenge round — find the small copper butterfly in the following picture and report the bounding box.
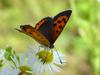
[16,10,72,48]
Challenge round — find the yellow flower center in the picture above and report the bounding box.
[36,50,53,64]
[18,66,32,75]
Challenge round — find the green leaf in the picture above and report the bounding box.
[4,46,13,61]
[0,60,3,67]
[4,46,19,68]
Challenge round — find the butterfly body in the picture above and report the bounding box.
[17,10,72,48]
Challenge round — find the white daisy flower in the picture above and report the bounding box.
[9,54,33,75]
[26,44,66,75]
[0,48,19,75]
[0,52,32,75]
[0,65,19,75]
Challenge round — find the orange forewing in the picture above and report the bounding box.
[16,25,50,47]
[51,16,68,41]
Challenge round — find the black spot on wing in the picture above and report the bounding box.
[62,18,66,23]
[56,30,59,33]
[57,20,62,23]
[59,25,62,29]
[20,25,33,31]
[54,24,57,26]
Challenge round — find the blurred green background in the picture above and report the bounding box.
[0,0,100,75]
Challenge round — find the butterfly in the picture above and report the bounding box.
[16,10,72,48]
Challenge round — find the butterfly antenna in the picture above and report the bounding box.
[54,47,63,64]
